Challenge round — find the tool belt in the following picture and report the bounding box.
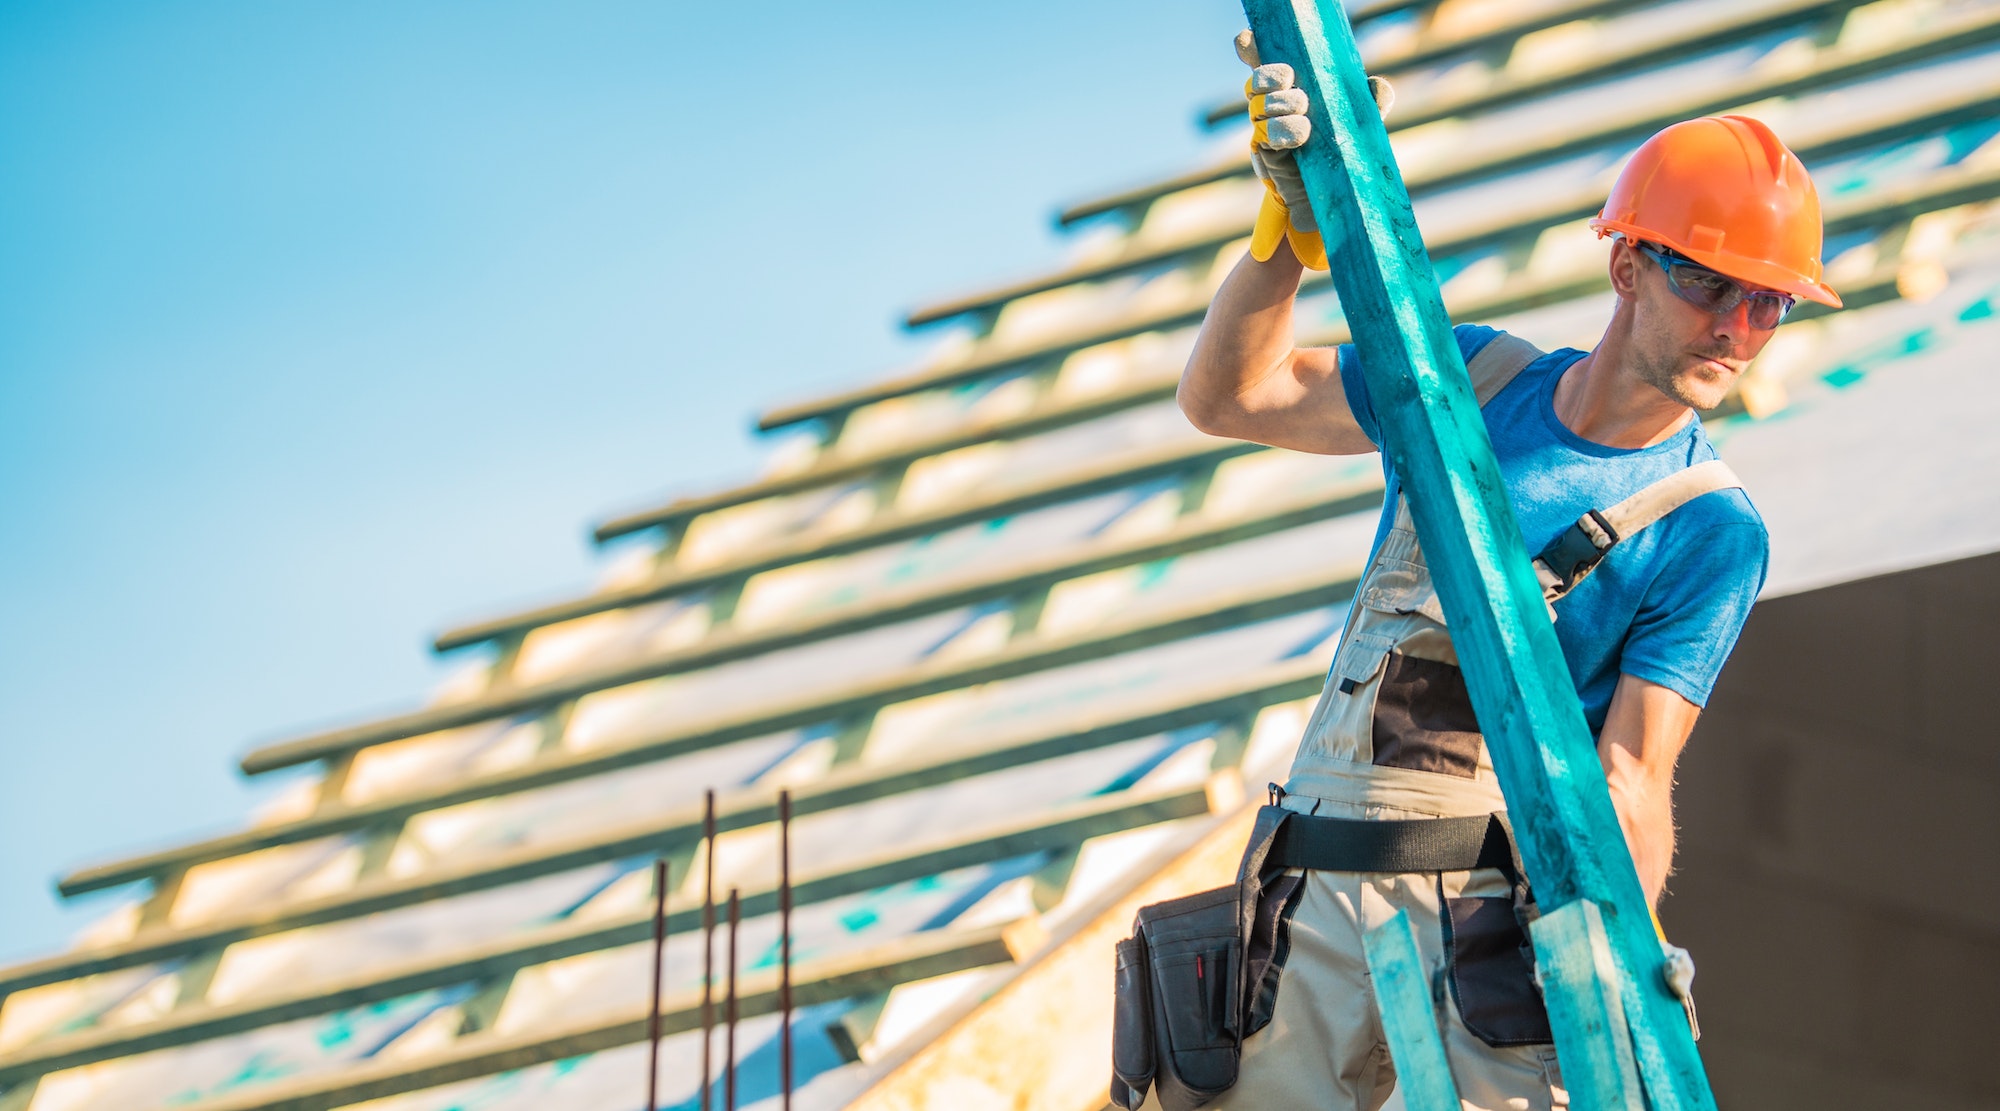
[1110,803,1527,1110]
[1268,810,1520,879]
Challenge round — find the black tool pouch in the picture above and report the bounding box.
[1110,805,1292,1111]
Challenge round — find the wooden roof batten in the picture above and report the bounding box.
[593,428,1248,545]
[750,10,2000,433]
[433,465,1364,655]
[15,662,1324,995]
[0,783,1227,1084]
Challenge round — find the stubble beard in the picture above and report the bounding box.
[1630,324,1738,412]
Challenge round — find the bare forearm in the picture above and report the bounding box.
[1606,777,1676,906]
[1597,674,1700,908]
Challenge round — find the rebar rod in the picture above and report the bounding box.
[724,886,740,1111]
[779,790,794,1109]
[700,789,716,1111]
[645,858,668,1111]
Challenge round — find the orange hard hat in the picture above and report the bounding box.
[1590,115,1841,308]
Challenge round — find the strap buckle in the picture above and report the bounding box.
[1533,508,1620,599]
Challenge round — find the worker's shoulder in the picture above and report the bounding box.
[1676,485,1767,541]
[1670,434,1769,545]
[1451,322,1505,360]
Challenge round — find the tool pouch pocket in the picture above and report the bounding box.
[1111,885,1243,1110]
[1110,936,1156,1109]
[1110,805,1293,1111]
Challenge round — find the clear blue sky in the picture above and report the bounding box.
[0,0,1247,959]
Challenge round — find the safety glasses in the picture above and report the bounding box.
[1635,242,1795,330]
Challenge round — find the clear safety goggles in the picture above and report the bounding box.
[1635,242,1796,331]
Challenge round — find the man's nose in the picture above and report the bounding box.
[1712,298,1755,345]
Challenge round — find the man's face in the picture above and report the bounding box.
[1617,240,1781,411]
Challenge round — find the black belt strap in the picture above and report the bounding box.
[1267,811,1518,881]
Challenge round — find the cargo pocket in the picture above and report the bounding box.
[1443,896,1553,1047]
[1331,632,1396,696]
[1242,871,1305,1039]
[1357,548,1449,627]
[1110,936,1156,1109]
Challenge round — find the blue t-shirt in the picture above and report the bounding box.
[1338,324,1768,733]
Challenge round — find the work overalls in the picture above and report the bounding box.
[1206,335,1738,1111]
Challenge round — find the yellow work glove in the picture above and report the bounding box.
[1234,30,1394,272]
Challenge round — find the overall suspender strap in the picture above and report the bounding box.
[1533,459,1744,600]
[1389,332,1744,602]
[1381,332,1546,532]
[1467,332,1545,405]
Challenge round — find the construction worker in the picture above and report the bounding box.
[1172,32,1840,1110]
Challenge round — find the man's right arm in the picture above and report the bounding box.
[1177,238,1376,456]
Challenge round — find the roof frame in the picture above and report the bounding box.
[67,565,1358,892]
[167,923,1022,1111]
[572,88,2000,566]
[307,484,1386,761]
[2,787,1225,1084]
[754,12,2000,432]
[239,506,1351,780]
[13,665,1320,995]
[1194,0,1864,132]
[78,158,1984,851]
[910,0,1868,329]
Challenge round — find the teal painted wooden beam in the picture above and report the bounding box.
[1361,909,1460,1111]
[1532,899,1645,1110]
[1234,1,1714,1107]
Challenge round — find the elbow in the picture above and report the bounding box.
[1176,375,1225,436]
[1177,350,1250,438]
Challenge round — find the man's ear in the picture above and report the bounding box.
[1607,237,1644,303]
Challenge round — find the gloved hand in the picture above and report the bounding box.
[1234,29,1394,272]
